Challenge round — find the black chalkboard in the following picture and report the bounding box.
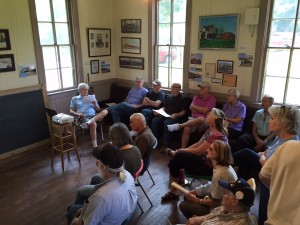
[0,90,50,154]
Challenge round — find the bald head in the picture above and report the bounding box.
[130,113,147,132]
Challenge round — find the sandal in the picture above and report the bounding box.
[161,191,180,203]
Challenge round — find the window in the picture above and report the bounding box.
[34,0,77,92]
[262,0,300,104]
[156,0,186,88]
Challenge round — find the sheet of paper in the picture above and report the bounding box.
[153,108,170,117]
[106,102,116,107]
[83,94,96,104]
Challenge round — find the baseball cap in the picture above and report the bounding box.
[152,79,162,86]
[93,143,124,169]
[198,82,211,89]
[218,178,255,207]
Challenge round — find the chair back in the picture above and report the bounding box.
[140,138,157,175]
[133,160,144,180]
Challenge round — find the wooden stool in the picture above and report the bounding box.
[51,121,81,171]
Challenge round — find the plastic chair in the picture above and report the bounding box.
[133,160,153,213]
[140,138,157,185]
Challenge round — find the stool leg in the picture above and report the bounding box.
[100,123,104,140]
[51,126,56,167]
[72,125,81,165]
[59,128,64,171]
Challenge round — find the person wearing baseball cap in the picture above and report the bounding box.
[67,143,137,225]
[186,178,256,225]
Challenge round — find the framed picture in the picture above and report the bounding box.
[223,74,237,87]
[121,37,141,54]
[199,14,239,49]
[205,63,216,78]
[119,56,144,70]
[0,29,11,51]
[90,60,99,74]
[0,54,15,72]
[121,19,141,33]
[217,60,234,74]
[211,78,221,84]
[88,28,111,57]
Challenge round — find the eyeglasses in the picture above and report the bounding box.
[171,86,180,89]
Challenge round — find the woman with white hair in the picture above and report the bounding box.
[222,89,246,139]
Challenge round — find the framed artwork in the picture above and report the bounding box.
[199,14,239,49]
[217,60,234,74]
[205,63,216,78]
[90,60,99,74]
[223,74,237,87]
[121,19,141,33]
[0,54,15,72]
[0,29,11,51]
[88,28,111,57]
[211,78,221,84]
[121,37,141,54]
[119,56,144,70]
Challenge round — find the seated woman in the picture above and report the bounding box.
[179,140,237,219]
[233,104,300,225]
[73,122,141,205]
[161,108,228,202]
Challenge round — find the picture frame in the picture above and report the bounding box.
[222,74,237,87]
[88,28,111,57]
[90,60,99,74]
[119,56,144,70]
[211,78,221,84]
[217,60,234,74]
[121,37,141,54]
[0,29,11,51]
[0,54,15,72]
[199,14,239,49]
[121,19,141,33]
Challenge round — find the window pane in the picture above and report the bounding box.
[171,46,184,68]
[53,0,67,22]
[285,78,300,105]
[158,0,171,23]
[157,46,175,65]
[173,0,186,23]
[45,69,60,91]
[295,21,300,47]
[263,76,286,103]
[55,23,70,44]
[269,21,295,47]
[171,68,183,86]
[273,0,298,19]
[35,0,51,21]
[38,23,54,45]
[62,68,75,88]
[158,24,170,45]
[157,67,169,87]
[290,49,300,78]
[59,46,73,68]
[42,47,57,69]
[265,49,289,77]
[172,23,185,45]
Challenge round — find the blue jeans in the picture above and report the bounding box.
[258,183,269,225]
[66,204,83,225]
[108,102,136,123]
[151,115,180,146]
[141,108,155,126]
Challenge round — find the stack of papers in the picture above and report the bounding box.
[83,95,96,104]
[153,108,170,117]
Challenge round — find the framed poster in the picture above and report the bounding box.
[217,60,234,74]
[90,60,99,74]
[121,37,141,54]
[0,54,15,72]
[199,14,239,49]
[88,28,111,57]
[0,29,11,51]
[222,74,237,87]
[119,56,144,70]
[121,19,141,33]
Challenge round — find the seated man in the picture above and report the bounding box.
[185,178,256,225]
[237,94,275,152]
[66,143,137,225]
[167,82,216,148]
[94,76,148,124]
[140,79,165,125]
[129,113,156,160]
[70,83,107,148]
[151,83,189,151]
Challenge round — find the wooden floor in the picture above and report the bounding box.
[0,124,259,225]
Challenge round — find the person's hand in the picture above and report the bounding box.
[254,138,264,152]
[186,216,204,225]
[185,192,198,203]
[91,100,97,106]
[259,153,267,166]
[74,208,83,218]
[189,190,197,195]
[142,97,149,106]
[170,114,177,119]
[79,113,85,118]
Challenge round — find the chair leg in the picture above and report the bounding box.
[146,169,155,185]
[99,123,104,140]
[137,178,153,207]
[137,200,144,213]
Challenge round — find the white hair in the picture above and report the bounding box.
[78,83,89,91]
[108,165,127,182]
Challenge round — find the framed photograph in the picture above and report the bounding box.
[222,74,237,87]
[88,28,111,57]
[90,60,99,74]
[199,14,239,49]
[119,56,144,70]
[121,37,141,54]
[0,54,15,72]
[217,60,234,74]
[0,29,11,51]
[121,19,141,33]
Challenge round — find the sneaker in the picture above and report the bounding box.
[167,123,180,132]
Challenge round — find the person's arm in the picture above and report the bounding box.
[142,97,162,108]
[225,116,242,124]
[225,104,246,124]
[170,110,186,119]
[190,104,210,114]
[186,215,206,225]
[259,173,271,188]
[252,123,265,151]
[70,107,84,118]
[183,140,210,155]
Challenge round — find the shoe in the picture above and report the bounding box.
[167,123,180,132]
[161,191,180,203]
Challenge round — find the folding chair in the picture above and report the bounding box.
[140,138,157,185]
